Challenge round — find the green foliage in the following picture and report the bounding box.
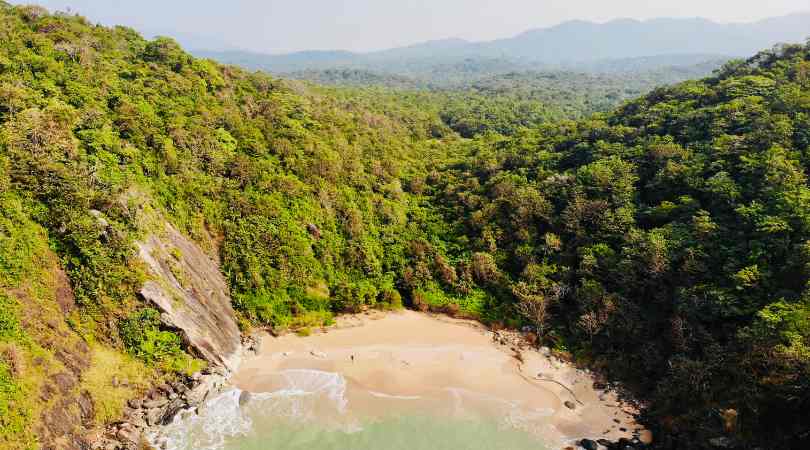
[427,42,810,448]
[0,360,33,449]
[235,285,335,331]
[119,309,202,373]
[0,295,20,341]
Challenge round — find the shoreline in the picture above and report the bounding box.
[91,338,258,450]
[98,309,652,450]
[231,310,650,449]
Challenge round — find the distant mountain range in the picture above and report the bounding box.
[194,12,810,76]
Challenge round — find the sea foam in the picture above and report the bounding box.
[148,369,348,450]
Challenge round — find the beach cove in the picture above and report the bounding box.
[150,311,646,450]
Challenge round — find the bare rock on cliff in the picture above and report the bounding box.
[137,223,241,371]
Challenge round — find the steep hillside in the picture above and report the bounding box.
[0,3,456,448]
[430,45,810,448]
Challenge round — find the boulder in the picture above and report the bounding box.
[239,390,252,407]
[142,398,168,409]
[116,426,141,445]
[579,438,599,450]
[184,376,220,407]
[160,398,187,425]
[128,413,148,429]
[145,408,163,427]
[564,400,577,410]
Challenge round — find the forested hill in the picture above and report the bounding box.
[0,3,456,447]
[0,2,809,450]
[195,12,810,76]
[432,44,810,448]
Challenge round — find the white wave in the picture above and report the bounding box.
[148,389,251,450]
[443,386,557,440]
[148,370,349,450]
[262,369,348,414]
[367,390,422,400]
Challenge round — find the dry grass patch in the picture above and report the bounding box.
[80,345,156,425]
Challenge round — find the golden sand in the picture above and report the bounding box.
[232,310,639,447]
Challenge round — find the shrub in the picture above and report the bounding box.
[118,308,201,373]
[379,288,403,310]
[0,359,33,448]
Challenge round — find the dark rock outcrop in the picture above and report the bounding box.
[93,369,231,449]
[579,438,599,450]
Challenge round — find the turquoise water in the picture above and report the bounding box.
[225,415,548,450]
[150,370,554,450]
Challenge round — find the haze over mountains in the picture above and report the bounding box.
[196,12,810,76]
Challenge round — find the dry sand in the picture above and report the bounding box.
[232,310,641,448]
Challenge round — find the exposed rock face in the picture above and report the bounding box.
[137,223,241,371]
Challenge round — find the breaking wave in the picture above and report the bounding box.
[148,370,348,450]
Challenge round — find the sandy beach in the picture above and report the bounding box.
[231,310,641,448]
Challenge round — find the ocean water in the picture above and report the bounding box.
[149,369,553,450]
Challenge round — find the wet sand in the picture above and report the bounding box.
[232,310,640,448]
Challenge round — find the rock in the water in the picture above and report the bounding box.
[145,408,163,427]
[564,400,577,410]
[159,398,186,425]
[185,381,212,406]
[708,437,732,448]
[578,438,599,450]
[239,390,252,407]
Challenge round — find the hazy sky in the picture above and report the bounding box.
[11,0,810,53]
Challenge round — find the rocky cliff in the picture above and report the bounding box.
[136,223,242,372]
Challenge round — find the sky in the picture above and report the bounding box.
[10,0,810,54]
